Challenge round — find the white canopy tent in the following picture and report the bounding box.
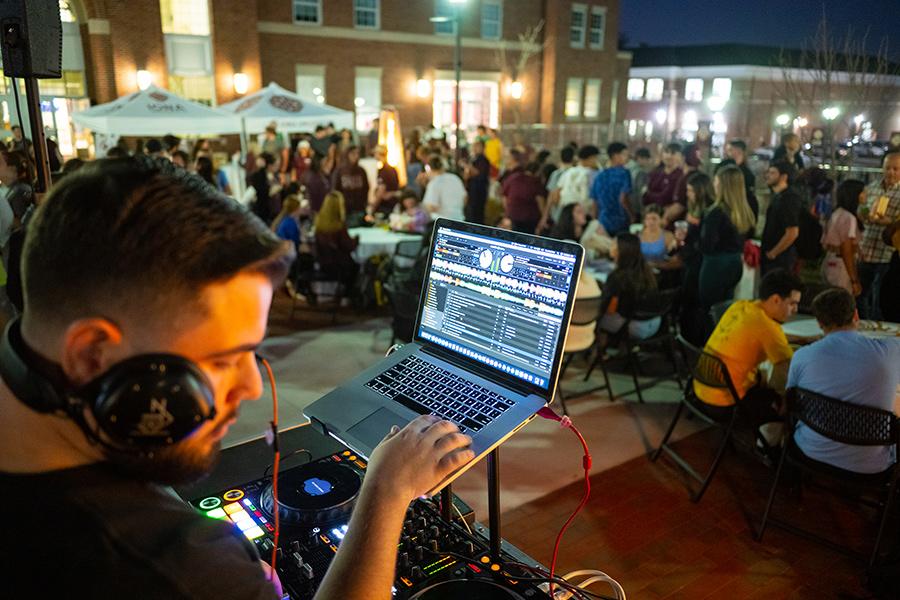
[220,82,354,133]
[71,85,242,135]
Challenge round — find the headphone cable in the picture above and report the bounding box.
[260,358,281,582]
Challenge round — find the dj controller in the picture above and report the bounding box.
[189,450,552,600]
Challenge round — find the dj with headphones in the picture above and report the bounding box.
[0,157,474,599]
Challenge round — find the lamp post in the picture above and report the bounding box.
[431,0,467,170]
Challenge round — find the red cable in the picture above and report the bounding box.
[261,358,281,581]
[537,407,592,597]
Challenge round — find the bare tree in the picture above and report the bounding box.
[494,21,547,129]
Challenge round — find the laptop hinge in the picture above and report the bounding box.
[420,344,536,397]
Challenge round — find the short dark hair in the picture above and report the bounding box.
[781,133,799,144]
[560,146,576,163]
[145,139,163,154]
[635,148,651,160]
[885,151,900,165]
[811,288,855,329]
[23,157,294,328]
[607,142,627,158]
[769,160,796,184]
[171,150,190,165]
[727,139,747,152]
[427,155,445,171]
[162,135,181,151]
[664,143,683,155]
[11,124,21,132]
[0,150,34,183]
[260,152,277,166]
[758,268,803,301]
[577,145,600,160]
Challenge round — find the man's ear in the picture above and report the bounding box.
[59,319,125,388]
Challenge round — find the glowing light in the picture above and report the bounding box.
[654,109,667,124]
[136,70,153,90]
[354,97,366,108]
[312,87,322,96]
[706,96,727,112]
[682,110,699,131]
[233,72,249,95]
[853,113,865,125]
[316,95,325,104]
[509,80,523,100]
[416,78,431,98]
[795,116,808,127]
[378,109,408,187]
[822,106,840,121]
[775,113,791,126]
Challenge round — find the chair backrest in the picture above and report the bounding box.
[788,387,900,447]
[633,287,680,321]
[676,334,741,403]
[570,296,602,327]
[395,239,423,260]
[708,300,734,328]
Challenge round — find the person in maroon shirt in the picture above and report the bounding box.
[643,142,684,211]
[300,154,330,213]
[331,145,370,226]
[315,191,360,292]
[370,145,401,215]
[501,151,547,234]
[668,144,701,227]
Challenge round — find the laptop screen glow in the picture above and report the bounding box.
[417,226,578,390]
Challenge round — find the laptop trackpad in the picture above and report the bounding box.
[347,408,410,447]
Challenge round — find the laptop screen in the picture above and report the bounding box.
[416,223,580,391]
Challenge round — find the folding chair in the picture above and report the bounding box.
[651,334,742,502]
[556,296,611,415]
[755,387,900,566]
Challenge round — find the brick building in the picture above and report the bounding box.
[12,0,633,156]
[622,44,900,153]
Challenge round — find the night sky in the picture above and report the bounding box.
[621,0,899,61]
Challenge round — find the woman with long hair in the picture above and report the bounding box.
[550,203,613,258]
[194,155,232,196]
[272,195,302,243]
[598,233,661,342]
[821,179,865,295]
[314,191,359,292]
[698,165,756,309]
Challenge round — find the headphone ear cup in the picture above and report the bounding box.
[0,318,66,413]
[87,354,216,450]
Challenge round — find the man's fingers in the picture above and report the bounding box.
[421,419,461,445]
[438,447,476,473]
[433,431,472,455]
[380,424,401,444]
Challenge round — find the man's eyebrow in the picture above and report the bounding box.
[201,342,262,360]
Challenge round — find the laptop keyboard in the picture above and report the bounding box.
[364,355,512,434]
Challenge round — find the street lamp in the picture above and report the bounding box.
[430,0,467,169]
[822,106,840,121]
[775,113,791,126]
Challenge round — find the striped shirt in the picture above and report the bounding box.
[859,178,900,263]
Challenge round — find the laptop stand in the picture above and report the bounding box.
[441,447,503,562]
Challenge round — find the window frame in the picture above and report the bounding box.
[481,0,502,41]
[645,78,664,102]
[684,78,704,102]
[292,0,322,26]
[570,3,587,49]
[296,64,326,103]
[564,77,584,119]
[353,0,380,30]
[434,0,455,36]
[626,78,644,101]
[583,78,601,118]
[712,77,732,101]
[588,6,606,50]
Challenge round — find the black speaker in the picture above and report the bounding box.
[0,0,62,78]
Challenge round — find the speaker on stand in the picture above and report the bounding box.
[0,0,63,193]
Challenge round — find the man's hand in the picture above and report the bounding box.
[365,415,474,502]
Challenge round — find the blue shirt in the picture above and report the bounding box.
[788,330,900,473]
[275,216,301,246]
[590,165,632,235]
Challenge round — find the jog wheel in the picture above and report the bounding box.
[259,461,360,526]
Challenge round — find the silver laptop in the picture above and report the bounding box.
[304,219,584,494]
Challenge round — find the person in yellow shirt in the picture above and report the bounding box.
[483,128,503,177]
[694,269,803,432]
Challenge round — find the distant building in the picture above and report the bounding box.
[6,0,634,157]
[622,44,900,151]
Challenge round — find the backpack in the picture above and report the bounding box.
[796,207,823,261]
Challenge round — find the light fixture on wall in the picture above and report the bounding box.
[233,72,249,95]
[416,78,432,98]
[775,113,791,126]
[354,97,366,108]
[509,80,523,100]
[136,70,153,90]
[822,106,840,121]
[654,109,667,124]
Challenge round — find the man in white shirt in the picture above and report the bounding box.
[538,145,600,232]
[422,156,466,221]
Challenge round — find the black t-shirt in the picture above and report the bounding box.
[0,463,278,599]
[700,206,744,255]
[761,188,801,252]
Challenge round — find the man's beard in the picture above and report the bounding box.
[104,438,223,486]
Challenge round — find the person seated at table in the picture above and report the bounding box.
[550,203,613,259]
[694,269,802,443]
[639,205,676,266]
[598,233,661,346]
[314,191,360,294]
[787,288,900,473]
[390,189,430,234]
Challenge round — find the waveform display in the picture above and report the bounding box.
[429,270,564,317]
[431,257,568,305]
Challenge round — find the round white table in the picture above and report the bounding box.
[348,227,422,263]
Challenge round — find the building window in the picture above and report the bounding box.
[296,64,326,103]
[355,67,382,131]
[682,109,699,132]
[583,78,601,118]
[684,78,703,102]
[570,4,586,48]
[588,6,606,49]
[354,0,379,29]
[293,0,322,25]
[564,78,583,118]
[712,78,732,100]
[434,0,455,35]
[645,78,664,101]
[169,74,215,105]
[37,70,85,97]
[626,78,644,100]
[481,1,502,40]
[160,0,209,35]
[59,0,77,22]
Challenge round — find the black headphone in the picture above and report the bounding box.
[0,317,216,455]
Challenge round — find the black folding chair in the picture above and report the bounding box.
[556,296,611,415]
[393,239,424,270]
[651,334,742,502]
[755,387,900,566]
[383,274,421,346]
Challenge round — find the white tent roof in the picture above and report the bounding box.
[72,85,242,135]
[220,82,354,132]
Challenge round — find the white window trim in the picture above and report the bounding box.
[296,64,326,101]
[481,0,502,41]
[684,78,704,102]
[583,78,601,118]
[293,0,322,26]
[645,78,664,102]
[712,77,732,101]
[626,78,644,101]
[353,0,380,30]
[564,77,584,119]
[588,6,606,50]
[570,3,587,49]
[164,34,213,77]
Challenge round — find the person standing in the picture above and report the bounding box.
[370,145,400,215]
[555,144,600,216]
[761,161,801,276]
[820,179,865,295]
[484,128,503,178]
[628,147,654,220]
[247,152,282,225]
[422,156,466,221]
[300,154,331,213]
[773,132,806,171]
[331,145,370,227]
[643,143,684,212]
[464,140,490,224]
[857,152,900,320]
[8,125,32,156]
[500,152,545,234]
[716,140,759,219]
[590,142,633,236]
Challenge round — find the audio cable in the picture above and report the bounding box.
[260,357,281,582]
